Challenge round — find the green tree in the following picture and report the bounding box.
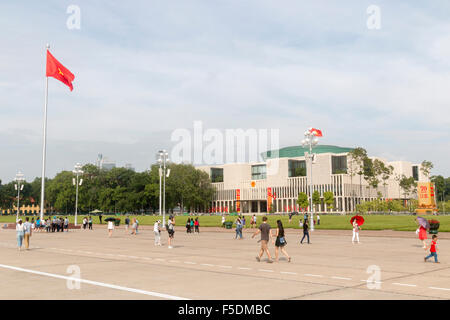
[312,190,321,212]
[381,164,394,198]
[399,175,417,209]
[297,192,309,210]
[420,160,433,180]
[348,147,368,204]
[323,191,334,212]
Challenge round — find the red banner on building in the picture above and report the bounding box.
[236,189,241,213]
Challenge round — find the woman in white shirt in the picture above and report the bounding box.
[16,219,25,251]
[107,220,114,237]
[352,220,360,244]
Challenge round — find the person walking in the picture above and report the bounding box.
[424,235,439,263]
[252,216,273,263]
[35,218,40,233]
[167,216,175,249]
[154,220,161,246]
[300,219,310,244]
[186,218,191,233]
[288,212,293,224]
[82,217,87,230]
[190,218,194,233]
[125,216,130,233]
[194,217,200,233]
[46,219,51,233]
[317,214,320,226]
[107,219,114,237]
[99,214,103,224]
[51,216,56,232]
[273,220,291,262]
[23,217,32,250]
[417,224,427,249]
[131,218,137,235]
[241,216,246,229]
[352,220,360,244]
[88,216,93,230]
[56,217,61,232]
[64,217,69,232]
[235,217,243,239]
[135,218,140,234]
[221,215,226,228]
[251,214,257,229]
[16,219,25,251]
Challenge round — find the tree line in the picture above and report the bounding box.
[0,163,215,214]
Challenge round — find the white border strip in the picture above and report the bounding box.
[0,264,189,300]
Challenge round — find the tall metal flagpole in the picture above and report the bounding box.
[40,44,50,221]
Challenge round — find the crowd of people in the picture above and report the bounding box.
[185,217,200,234]
[13,213,441,264]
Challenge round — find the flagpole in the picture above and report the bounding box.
[40,44,50,221]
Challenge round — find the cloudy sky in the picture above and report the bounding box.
[1,0,449,183]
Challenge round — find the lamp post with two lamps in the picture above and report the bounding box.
[156,150,170,227]
[301,128,322,231]
[72,163,84,226]
[14,171,25,220]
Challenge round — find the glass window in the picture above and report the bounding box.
[288,160,306,177]
[332,156,347,174]
[412,166,419,181]
[210,168,224,183]
[251,165,266,180]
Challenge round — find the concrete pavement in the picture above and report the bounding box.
[0,225,448,300]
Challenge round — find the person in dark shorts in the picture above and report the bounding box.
[167,216,175,249]
[186,218,191,233]
[125,216,130,233]
[99,214,103,224]
[300,219,310,244]
[273,220,291,262]
[252,216,273,263]
[194,217,199,233]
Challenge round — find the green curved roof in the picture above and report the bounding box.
[261,145,354,160]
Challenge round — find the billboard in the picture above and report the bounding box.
[417,182,437,208]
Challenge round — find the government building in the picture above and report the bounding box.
[198,145,428,214]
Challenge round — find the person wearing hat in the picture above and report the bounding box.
[154,220,161,246]
[16,219,25,251]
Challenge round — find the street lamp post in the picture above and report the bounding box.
[302,129,320,231]
[157,150,169,227]
[14,171,25,220]
[72,163,83,226]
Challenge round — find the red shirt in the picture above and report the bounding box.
[430,240,437,253]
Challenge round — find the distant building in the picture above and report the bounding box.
[96,154,116,171]
[124,163,135,171]
[198,145,429,214]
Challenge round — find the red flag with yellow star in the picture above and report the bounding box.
[46,50,75,91]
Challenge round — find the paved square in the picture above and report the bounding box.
[0,225,449,300]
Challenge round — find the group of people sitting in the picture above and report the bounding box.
[30,216,70,233]
[185,217,200,233]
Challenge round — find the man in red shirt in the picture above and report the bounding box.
[424,235,439,263]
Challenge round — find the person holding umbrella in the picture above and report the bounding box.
[416,217,429,249]
[350,215,364,244]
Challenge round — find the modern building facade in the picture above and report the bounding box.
[198,145,428,214]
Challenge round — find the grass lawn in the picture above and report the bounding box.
[1,214,448,232]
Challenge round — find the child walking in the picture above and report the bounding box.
[424,235,439,263]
